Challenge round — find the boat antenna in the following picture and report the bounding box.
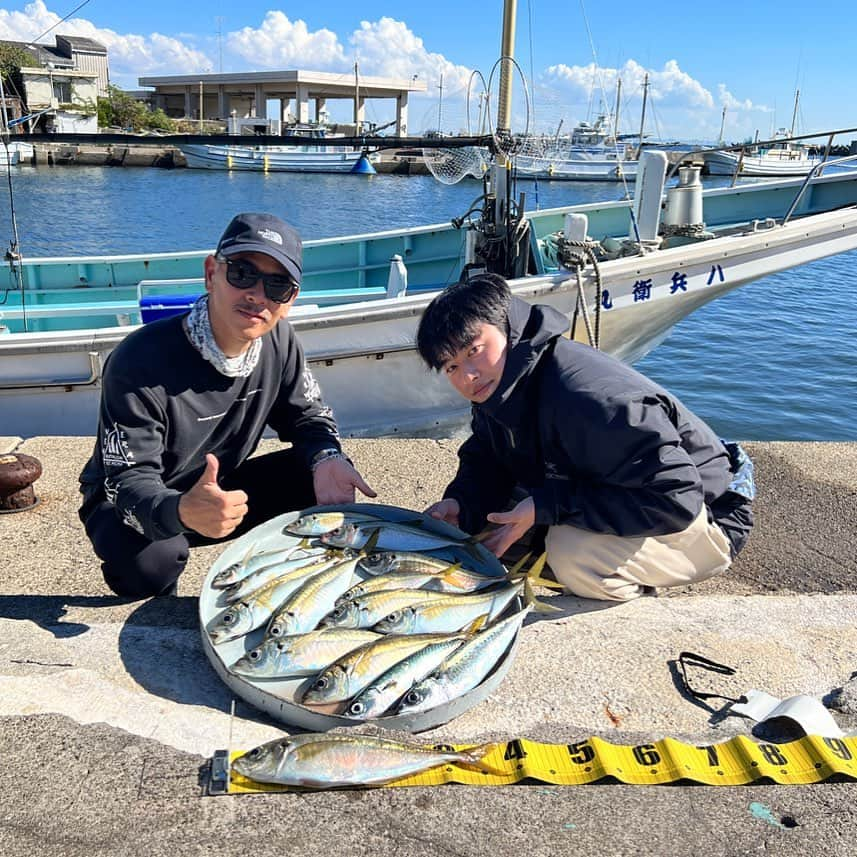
[0,72,25,320]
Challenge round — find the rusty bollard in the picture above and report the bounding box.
[0,453,43,513]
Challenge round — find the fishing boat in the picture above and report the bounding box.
[3,1,857,439]
[514,114,639,182]
[703,92,825,178]
[4,150,857,438]
[178,125,379,173]
[703,133,823,178]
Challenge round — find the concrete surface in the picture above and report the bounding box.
[0,436,855,856]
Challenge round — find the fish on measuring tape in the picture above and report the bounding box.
[221,549,343,606]
[345,631,475,719]
[282,510,386,537]
[230,627,382,679]
[322,587,455,630]
[395,607,532,716]
[298,633,453,707]
[231,732,503,789]
[206,559,337,644]
[321,520,483,560]
[211,539,318,589]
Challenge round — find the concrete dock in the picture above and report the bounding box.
[1,436,855,856]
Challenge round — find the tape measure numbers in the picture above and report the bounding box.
[222,733,857,793]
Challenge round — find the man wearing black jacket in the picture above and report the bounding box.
[417,273,753,601]
[79,212,375,599]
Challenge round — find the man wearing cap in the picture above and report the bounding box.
[79,212,376,599]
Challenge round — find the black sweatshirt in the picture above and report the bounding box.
[444,298,753,555]
[79,314,341,541]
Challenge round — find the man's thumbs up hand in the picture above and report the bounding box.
[178,454,249,538]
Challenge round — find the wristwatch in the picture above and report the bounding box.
[310,448,348,472]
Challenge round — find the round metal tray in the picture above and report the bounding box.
[199,503,522,733]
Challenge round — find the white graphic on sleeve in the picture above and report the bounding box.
[302,366,321,403]
[102,425,136,468]
[122,508,145,535]
[103,478,119,505]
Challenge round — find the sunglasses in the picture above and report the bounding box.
[217,255,299,304]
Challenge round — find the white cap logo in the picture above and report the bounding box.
[257,228,283,245]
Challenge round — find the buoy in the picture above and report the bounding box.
[350,153,376,175]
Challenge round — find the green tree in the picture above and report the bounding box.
[0,42,37,84]
[97,85,177,132]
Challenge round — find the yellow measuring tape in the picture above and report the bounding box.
[224,734,857,793]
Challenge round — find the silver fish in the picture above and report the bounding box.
[357,551,463,577]
[230,628,381,679]
[231,732,501,789]
[346,634,468,719]
[283,510,384,537]
[321,521,479,557]
[222,550,341,606]
[211,539,317,589]
[299,633,450,705]
[322,588,453,630]
[206,561,335,644]
[372,582,522,635]
[395,608,531,716]
[266,555,362,638]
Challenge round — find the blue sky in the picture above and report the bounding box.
[0,0,853,142]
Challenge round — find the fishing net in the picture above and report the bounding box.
[423,146,491,185]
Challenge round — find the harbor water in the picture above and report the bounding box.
[1,166,855,441]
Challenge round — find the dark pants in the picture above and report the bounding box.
[81,449,317,600]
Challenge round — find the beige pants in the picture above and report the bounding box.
[545,507,733,602]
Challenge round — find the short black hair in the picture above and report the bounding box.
[416,273,512,371]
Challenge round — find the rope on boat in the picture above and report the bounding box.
[557,237,603,350]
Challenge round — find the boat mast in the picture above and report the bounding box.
[353,61,360,134]
[496,0,517,135]
[718,106,726,145]
[437,73,444,134]
[635,72,649,158]
[613,77,622,141]
[789,88,800,137]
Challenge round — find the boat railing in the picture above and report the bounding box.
[665,125,857,186]
[782,152,857,225]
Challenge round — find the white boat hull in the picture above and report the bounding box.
[179,144,375,173]
[4,205,857,438]
[704,149,823,177]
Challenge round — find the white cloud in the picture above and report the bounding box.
[227,11,346,70]
[717,83,771,113]
[0,0,211,84]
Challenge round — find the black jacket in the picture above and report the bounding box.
[79,313,341,541]
[444,298,753,555]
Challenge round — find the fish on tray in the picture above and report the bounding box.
[395,607,532,716]
[282,510,385,537]
[230,627,382,679]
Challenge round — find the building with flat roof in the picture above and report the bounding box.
[137,69,427,135]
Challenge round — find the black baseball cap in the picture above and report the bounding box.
[216,212,302,284]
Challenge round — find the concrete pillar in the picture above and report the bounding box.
[253,84,265,118]
[155,93,165,111]
[354,96,365,132]
[296,84,310,124]
[217,85,228,120]
[183,86,192,119]
[315,97,326,122]
[396,93,409,136]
